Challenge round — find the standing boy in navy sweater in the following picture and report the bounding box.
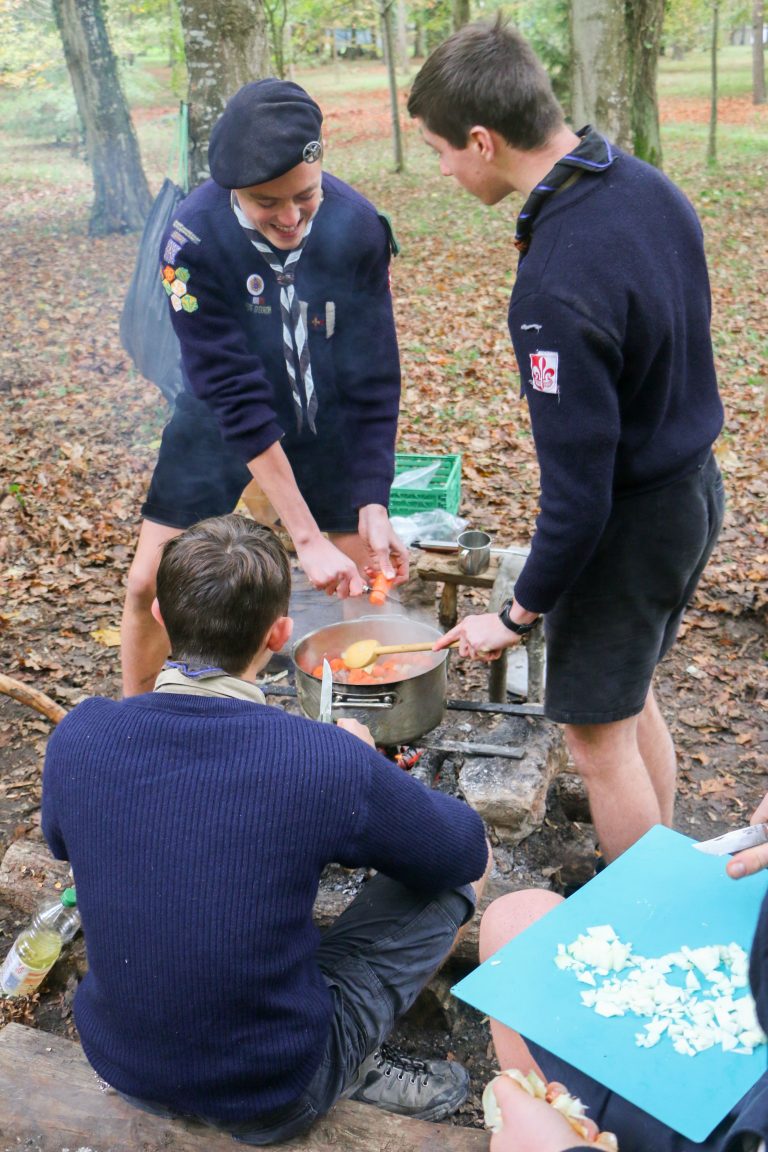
[410,19,725,863]
[122,79,407,697]
[43,515,490,1142]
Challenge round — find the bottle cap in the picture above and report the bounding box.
[61,887,77,908]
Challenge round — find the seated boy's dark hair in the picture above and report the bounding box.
[156,515,291,675]
[407,15,563,151]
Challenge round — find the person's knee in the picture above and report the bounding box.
[564,718,639,781]
[124,554,159,611]
[479,890,562,963]
[124,524,180,612]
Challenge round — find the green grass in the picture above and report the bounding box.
[1,43,764,229]
[658,45,758,99]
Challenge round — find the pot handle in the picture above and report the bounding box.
[331,693,396,710]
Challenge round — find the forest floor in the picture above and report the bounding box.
[0,70,766,1128]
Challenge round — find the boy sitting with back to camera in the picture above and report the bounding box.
[42,513,491,1143]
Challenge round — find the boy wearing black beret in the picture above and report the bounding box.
[121,79,407,696]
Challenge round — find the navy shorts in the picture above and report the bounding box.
[528,1039,762,1152]
[119,873,476,1144]
[543,453,725,725]
[141,392,359,534]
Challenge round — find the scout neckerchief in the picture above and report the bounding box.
[154,660,267,705]
[514,126,615,255]
[232,192,322,435]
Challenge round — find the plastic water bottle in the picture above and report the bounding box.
[0,887,80,997]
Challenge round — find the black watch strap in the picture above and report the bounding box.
[499,598,539,635]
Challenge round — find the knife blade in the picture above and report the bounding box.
[318,658,333,724]
[361,583,400,605]
[693,822,768,856]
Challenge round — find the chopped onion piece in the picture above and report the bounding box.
[555,927,767,1059]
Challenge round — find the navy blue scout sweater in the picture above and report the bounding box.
[41,693,487,1125]
[562,894,768,1152]
[510,150,723,615]
[160,173,400,511]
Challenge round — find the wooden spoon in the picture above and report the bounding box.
[341,637,458,670]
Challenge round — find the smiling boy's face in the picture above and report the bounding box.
[236,161,323,250]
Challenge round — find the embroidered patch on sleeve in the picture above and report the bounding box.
[163,238,182,264]
[530,351,559,394]
[160,265,198,313]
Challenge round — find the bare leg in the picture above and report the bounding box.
[564,687,678,862]
[564,713,661,863]
[637,686,677,826]
[121,521,183,697]
[479,890,563,1074]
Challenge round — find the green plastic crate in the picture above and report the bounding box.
[388,453,462,516]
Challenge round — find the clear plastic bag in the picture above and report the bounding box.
[390,460,442,490]
[389,509,467,547]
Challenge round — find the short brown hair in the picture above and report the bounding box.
[407,16,563,151]
[156,515,291,675]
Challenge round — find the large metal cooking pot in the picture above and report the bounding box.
[293,615,448,745]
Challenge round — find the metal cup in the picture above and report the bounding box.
[457,529,492,575]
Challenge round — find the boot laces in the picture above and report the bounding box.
[377,1043,430,1084]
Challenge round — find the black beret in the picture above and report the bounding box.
[209,78,323,189]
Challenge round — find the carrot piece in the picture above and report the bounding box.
[329,657,346,672]
[311,664,324,678]
[368,572,393,606]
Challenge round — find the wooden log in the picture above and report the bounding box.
[0,1023,489,1151]
[487,554,522,704]
[0,673,66,725]
[525,627,546,705]
[439,581,459,628]
[0,839,72,914]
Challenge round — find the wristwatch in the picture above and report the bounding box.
[499,598,539,636]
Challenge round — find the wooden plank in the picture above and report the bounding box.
[416,554,499,589]
[0,1024,489,1152]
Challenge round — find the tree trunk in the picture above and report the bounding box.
[380,0,404,172]
[265,0,288,78]
[396,0,410,73]
[52,0,152,235]
[707,2,719,167]
[753,0,766,104]
[452,0,471,32]
[179,0,270,187]
[626,0,665,167]
[570,0,630,147]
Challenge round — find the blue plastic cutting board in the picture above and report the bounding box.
[453,825,768,1142]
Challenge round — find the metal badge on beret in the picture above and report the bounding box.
[209,78,323,190]
[302,140,323,163]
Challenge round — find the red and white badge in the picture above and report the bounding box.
[530,351,559,394]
